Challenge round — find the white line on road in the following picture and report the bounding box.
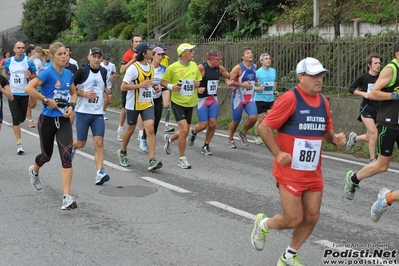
[206,200,256,220]
[139,176,191,193]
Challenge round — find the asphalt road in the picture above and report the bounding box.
[0,102,398,266]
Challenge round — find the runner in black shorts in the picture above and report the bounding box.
[346,54,381,163]
[344,43,399,222]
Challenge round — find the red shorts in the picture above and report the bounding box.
[275,177,324,197]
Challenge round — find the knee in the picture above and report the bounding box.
[249,115,258,122]
[180,127,189,137]
[74,141,86,149]
[146,128,155,136]
[61,154,72,168]
[209,120,217,129]
[377,162,389,172]
[303,211,320,225]
[283,213,303,228]
[94,138,104,147]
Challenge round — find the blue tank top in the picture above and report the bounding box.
[278,88,327,137]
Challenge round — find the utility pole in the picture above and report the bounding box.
[313,0,320,28]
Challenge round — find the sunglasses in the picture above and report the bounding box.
[15,47,25,49]
[184,49,193,53]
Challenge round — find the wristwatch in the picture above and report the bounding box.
[42,97,48,106]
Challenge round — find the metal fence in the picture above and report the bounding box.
[57,35,399,96]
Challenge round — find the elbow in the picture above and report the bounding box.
[348,88,355,94]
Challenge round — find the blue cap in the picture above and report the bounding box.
[135,43,156,54]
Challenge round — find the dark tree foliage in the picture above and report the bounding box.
[21,0,76,43]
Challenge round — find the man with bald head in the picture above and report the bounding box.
[3,41,37,154]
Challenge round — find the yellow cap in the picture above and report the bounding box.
[177,43,196,56]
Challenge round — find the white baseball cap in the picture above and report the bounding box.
[296,57,328,75]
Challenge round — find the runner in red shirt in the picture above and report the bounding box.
[250,57,346,266]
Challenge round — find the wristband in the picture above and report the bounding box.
[167,83,174,90]
[392,91,398,100]
[69,102,76,110]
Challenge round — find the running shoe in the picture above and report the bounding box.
[344,170,359,200]
[188,129,196,146]
[227,138,237,149]
[61,194,77,210]
[251,213,269,251]
[29,165,42,190]
[178,157,191,169]
[164,125,175,132]
[369,158,377,164]
[148,159,163,171]
[164,134,172,154]
[346,132,357,150]
[117,128,124,142]
[71,150,76,160]
[371,187,391,222]
[28,120,35,128]
[95,168,110,185]
[117,149,131,167]
[238,131,249,146]
[254,135,264,145]
[17,143,25,155]
[139,138,148,153]
[277,253,303,266]
[201,146,212,156]
[103,113,108,120]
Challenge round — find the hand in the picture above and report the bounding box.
[198,87,205,94]
[226,79,234,86]
[243,81,252,89]
[47,98,58,110]
[104,87,111,95]
[25,70,32,78]
[141,80,153,88]
[63,106,73,118]
[333,133,346,147]
[275,151,292,166]
[274,90,279,96]
[194,80,201,88]
[85,89,97,99]
[363,92,370,99]
[154,85,162,93]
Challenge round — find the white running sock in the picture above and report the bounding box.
[284,246,298,259]
[260,218,269,230]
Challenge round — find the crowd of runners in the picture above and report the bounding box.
[0,36,398,266]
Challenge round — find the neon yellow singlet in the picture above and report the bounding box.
[162,61,202,107]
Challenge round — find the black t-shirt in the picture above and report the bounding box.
[65,64,78,76]
[0,75,10,108]
[349,72,379,109]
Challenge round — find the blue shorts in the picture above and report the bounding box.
[197,96,219,122]
[75,112,105,141]
[231,98,258,122]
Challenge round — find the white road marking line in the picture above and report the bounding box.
[139,176,191,193]
[4,120,130,172]
[206,200,256,220]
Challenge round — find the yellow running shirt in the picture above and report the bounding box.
[162,60,202,107]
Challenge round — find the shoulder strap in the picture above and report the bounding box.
[81,63,107,85]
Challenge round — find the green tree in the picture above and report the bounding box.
[277,0,313,33]
[73,0,107,40]
[21,0,76,43]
